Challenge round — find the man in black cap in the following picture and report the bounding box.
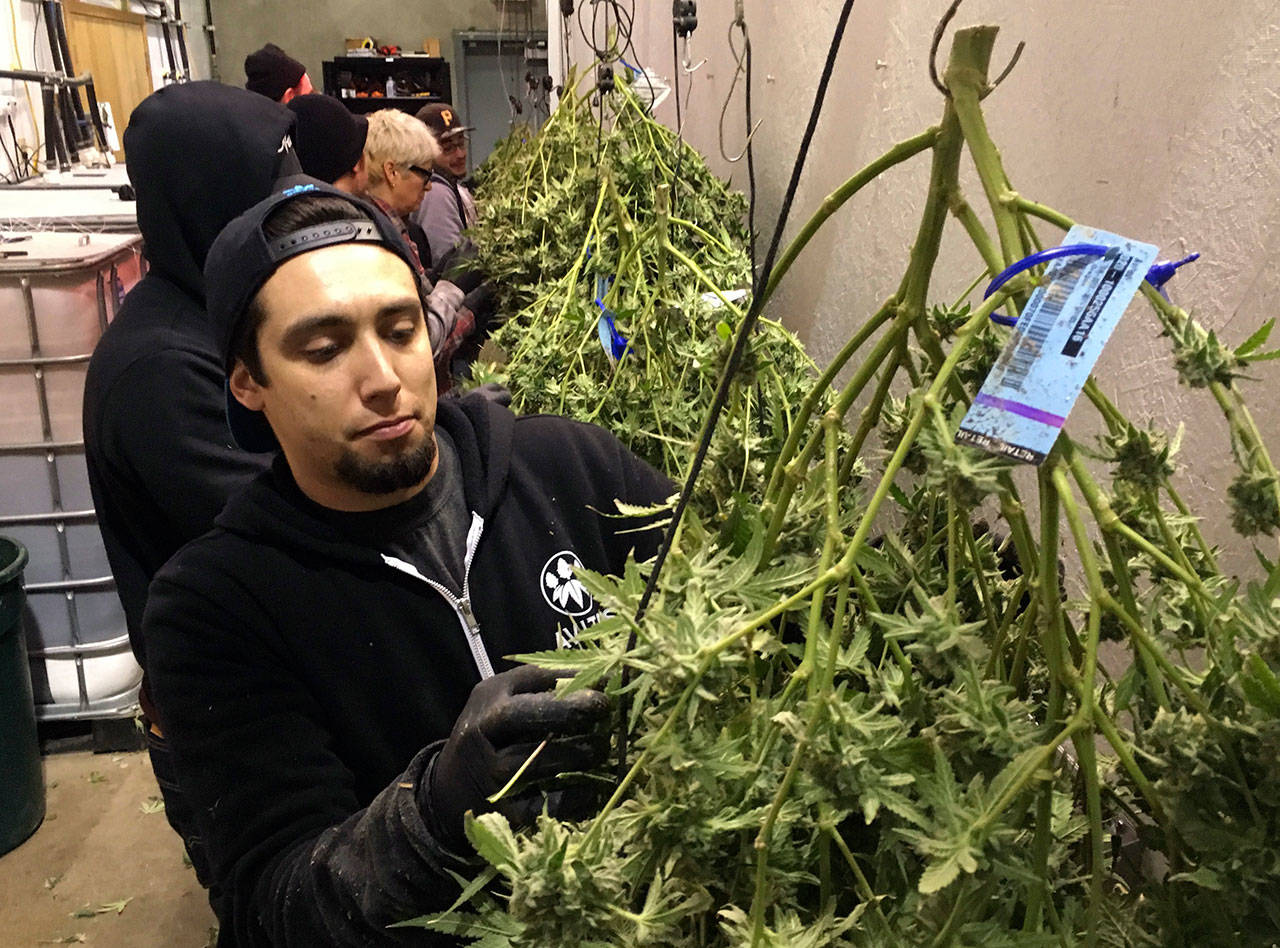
[82,80,299,882]
[413,102,478,266]
[142,181,672,944]
[244,42,313,104]
[286,92,368,194]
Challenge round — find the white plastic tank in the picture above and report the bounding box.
[0,232,145,720]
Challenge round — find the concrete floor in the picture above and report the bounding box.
[0,750,217,947]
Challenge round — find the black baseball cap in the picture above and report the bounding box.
[204,178,420,452]
[287,94,368,184]
[415,102,474,141]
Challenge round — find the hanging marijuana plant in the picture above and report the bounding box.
[418,15,1280,948]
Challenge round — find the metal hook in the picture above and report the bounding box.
[681,34,706,74]
[928,0,1025,99]
[718,18,760,163]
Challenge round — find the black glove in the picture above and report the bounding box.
[461,282,500,335]
[469,382,512,407]
[429,242,484,293]
[422,665,610,853]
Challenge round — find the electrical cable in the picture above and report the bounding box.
[8,0,41,172]
[668,26,686,217]
[615,0,862,776]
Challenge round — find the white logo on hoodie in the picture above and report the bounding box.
[540,550,608,648]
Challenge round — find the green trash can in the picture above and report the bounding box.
[0,535,44,856]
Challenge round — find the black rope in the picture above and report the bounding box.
[669,26,686,217]
[743,23,757,276]
[615,0,861,776]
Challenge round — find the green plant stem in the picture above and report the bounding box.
[948,189,1019,323]
[983,576,1027,680]
[961,520,1001,641]
[1066,453,1221,608]
[1022,780,1054,933]
[668,216,737,256]
[759,127,940,307]
[1164,483,1219,572]
[803,416,844,697]
[762,297,896,504]
[946,27,1021,267]
[827,825,892,933]
[1008,194,1074,231]
[1070,730,1104,948]
[837,339,904,486]
[1088,696,1169,828]
[1097,593,1263,824]
[763,321,908,554]
[662,242,744,319]
[749,706,822,947]
[972,714,1085,835]
[832,291,1012,582]
[1053,467,1110,947]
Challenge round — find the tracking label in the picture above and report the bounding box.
[955,225,1158,464]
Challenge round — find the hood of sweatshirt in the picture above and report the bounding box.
[124,81,297,303]
[213,395,515,565]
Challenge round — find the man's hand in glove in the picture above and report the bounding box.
[422,665,610,853]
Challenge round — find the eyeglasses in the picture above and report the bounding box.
[407,164,433,182]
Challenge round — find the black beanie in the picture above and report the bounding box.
[287,94,368,184]
[244,43,306,101]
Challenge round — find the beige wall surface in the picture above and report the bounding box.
[212,0,546,96]
[562,0,1280,575]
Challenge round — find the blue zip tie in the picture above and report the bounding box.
[1145,252,1200,300]
[594,275,630,361]
[983,244,1199,327]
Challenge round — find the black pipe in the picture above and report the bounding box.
[40,83,57,169]
[172,0,190,78]
[46,87,70,171]
[3,115,26,181]
[40,1,64,73]
[81,80,110,152]
[51,0,88,132]
[158,4,178,81]
[202,0,217,80]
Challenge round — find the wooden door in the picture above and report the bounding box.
[63,1,154,161]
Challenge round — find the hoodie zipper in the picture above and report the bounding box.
[380,512,494,680]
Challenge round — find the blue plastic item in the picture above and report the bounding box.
[983,245,1200,326]
[594,275,630,362]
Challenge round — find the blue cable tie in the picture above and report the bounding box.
[983,245,1199,327]
[1144,252,1200,299]
[594,275,630,361]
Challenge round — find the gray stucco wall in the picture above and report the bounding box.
[561,0,1280,575]
[211,0,546,95]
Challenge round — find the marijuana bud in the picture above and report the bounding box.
[1227,470,1280,537]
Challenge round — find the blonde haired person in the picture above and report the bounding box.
[364,108,439,228]
[362,109,480,392]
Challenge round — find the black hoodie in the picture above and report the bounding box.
[143,396,671,945]
[82,82,296,666]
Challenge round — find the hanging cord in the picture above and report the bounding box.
[668,28,684,216]
[716,0,760,274]
[929,0,1023,99]
[615,0,861,777]
[668,1,697,217]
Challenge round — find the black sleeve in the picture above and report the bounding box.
[145,566,469,947]
[95,349,269,640]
